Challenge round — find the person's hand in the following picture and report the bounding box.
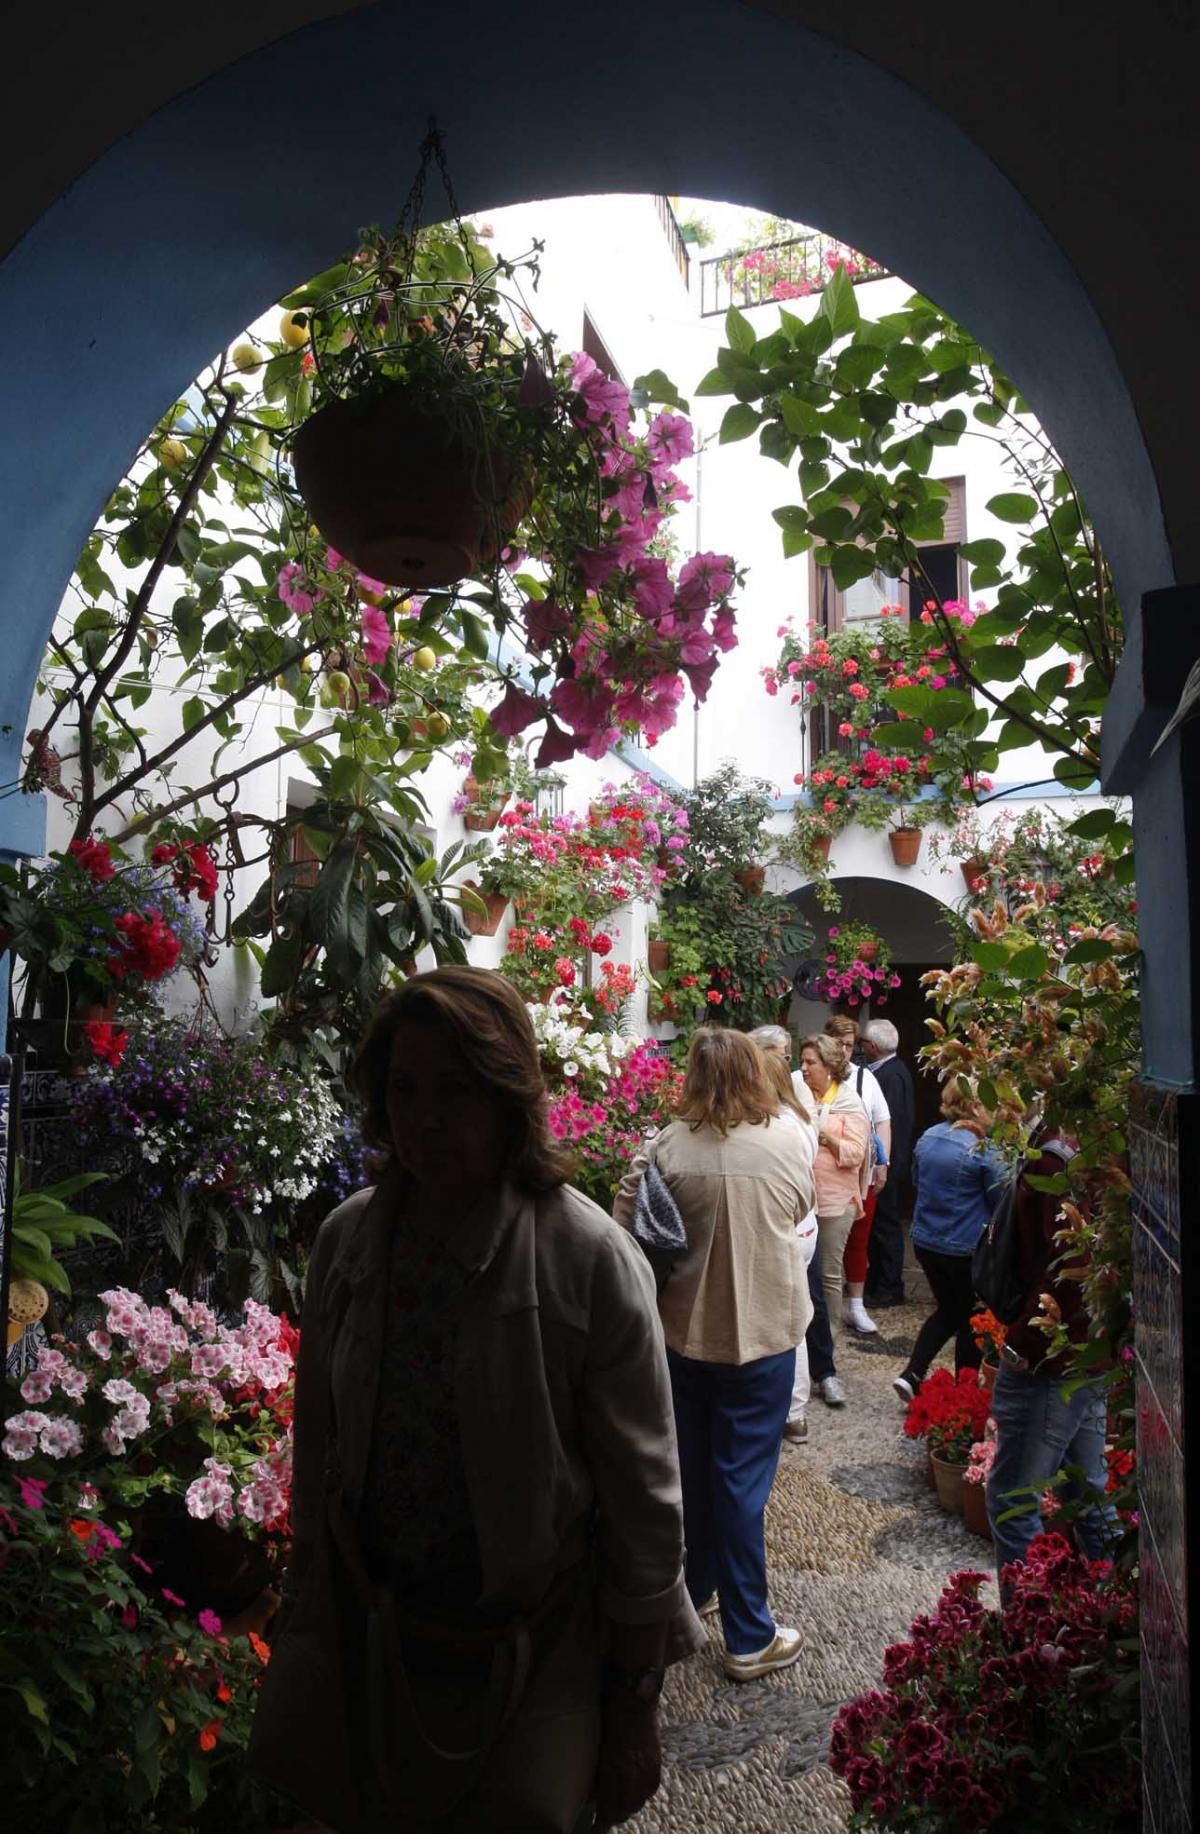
[873,1165,888,1192]
[592,1695,662,1830]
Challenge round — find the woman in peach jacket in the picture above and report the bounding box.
[797,1033,871,1337]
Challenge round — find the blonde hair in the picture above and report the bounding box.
[757,1047,808,1121]
[940,1078,991,1128]
[799,1033,845,1078]
[677,1028,775,1137]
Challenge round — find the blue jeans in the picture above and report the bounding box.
[667,1346,794,1655]
[986,1363,1119,1575]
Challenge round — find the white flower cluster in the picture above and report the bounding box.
[526,1001,637,1088]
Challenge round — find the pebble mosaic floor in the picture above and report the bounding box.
[628,1292,998,1834]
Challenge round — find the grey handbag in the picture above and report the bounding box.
[630,1157,688,1290]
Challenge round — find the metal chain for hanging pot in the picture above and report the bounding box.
[394,119,478,287]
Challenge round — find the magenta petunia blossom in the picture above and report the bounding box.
[488,680,545,739]
[359,604,391,666]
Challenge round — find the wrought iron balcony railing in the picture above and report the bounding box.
[699,231,888,318]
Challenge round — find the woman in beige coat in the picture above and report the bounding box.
[252,967,701,1834]
[614,1029,814,1684]
[798,1033,871,1337]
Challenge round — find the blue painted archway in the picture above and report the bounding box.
[0,0,1173,839]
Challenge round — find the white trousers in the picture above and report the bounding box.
[789,1211,819,1422]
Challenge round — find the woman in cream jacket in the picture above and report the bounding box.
[614,1029,814,1684]
[797,1033,871,1340]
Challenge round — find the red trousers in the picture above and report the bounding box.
[844,1186,877,1284]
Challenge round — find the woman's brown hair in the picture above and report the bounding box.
[676,1027,775,1136]
[351,965,574,1192]
[757,1047,810,1122]
[940,1077,991,1129]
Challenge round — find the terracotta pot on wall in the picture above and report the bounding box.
[962,1479,992,1540]
[461,774,508,833]
[734,865,765,895]
[292,386,533,588]
[807,834,833,861]
[979,1358,999,1393]
[889,828,923,868]
[858,941,880,962]
[930,1452,966,1514]
[647,940,671,973]
[461,882,510,937]
[961,857,989,894]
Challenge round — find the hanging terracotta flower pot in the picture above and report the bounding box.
[647,940,671,974]
[734,865,766,895]
[806,833,833,861]
[461,774,509,833]
[930,1451,966,1514]
[858,941,880,962]
[889,827,923,868]
[292,387,534,589]
[962,1479,992,1540]
[461,881,509,937]
[961,857,988,894]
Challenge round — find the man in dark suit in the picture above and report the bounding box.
[859,1018,915,1306]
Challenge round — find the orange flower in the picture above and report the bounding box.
[215,1680,231,1704]
[248,1631,271,1666]
[198,1719,221,1752]
[67,1518,95,1543]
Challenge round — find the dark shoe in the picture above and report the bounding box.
[892,1371,921,1403]
[870,1293,907,1309]
[783,1415,808,1443]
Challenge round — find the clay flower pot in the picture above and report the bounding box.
[930,1451,966,1514]
[961,856,989,894]
[805,833,833,862]
[461,881,509,937]
[647,940,671,974]
[461,774,508,833]
[734,864,766,895]
[979,1357,999,1393]
[858,941,880,962]
[962,1478,992,1540]
[888,827,923,868]
[292,385,533,589]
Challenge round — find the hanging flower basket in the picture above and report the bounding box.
[806,833,833,861]
[461,881,510,937]
[647,939,671,974]
[292,388,534,590]
[889,827,923,868]
[734,864,766,895]
[961,856,989,894]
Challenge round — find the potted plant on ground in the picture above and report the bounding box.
[901,1367,991,1515]
[962,1434,995,1539]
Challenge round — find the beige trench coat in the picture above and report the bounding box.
[251,1169,702,1830]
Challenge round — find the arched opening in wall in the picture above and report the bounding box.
[786,876,957,1141]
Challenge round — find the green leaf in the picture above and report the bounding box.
[1009,943,1050,978]
[957,538,1006,565]
[632,368,689,413]
[778,393,823,438]
[18,1680,50,1724]
[1065,938,1115,964]
[971,941,1011,971]
[967,644,1026,683]
[1053,754,1098,790]
[694,366,737,397]
[820,266,860,336]
[719,403,760,444]
[986,491,1039,524]
[724,306,758,356]
[1068,808,1117,839]
[829,545,877,589]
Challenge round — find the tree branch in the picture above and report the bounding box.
[108,729,338,844]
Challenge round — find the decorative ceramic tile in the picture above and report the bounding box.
[1136,1220,1185,1462]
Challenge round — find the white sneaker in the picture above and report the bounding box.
[724,1625,802,1681]
[697,1592,720,1617]
[816,1375,847,1406]
[844,1300,878,1334]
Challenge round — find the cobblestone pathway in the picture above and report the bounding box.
[629,1297,998,1833]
